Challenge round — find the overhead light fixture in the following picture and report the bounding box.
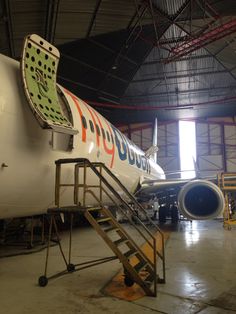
[165,106,194,111]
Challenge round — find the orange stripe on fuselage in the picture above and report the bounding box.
[90,107,115,168]
[83,102,100,147]
[63,89,86,142]
[84,102,115,168]
[105,121,115,168]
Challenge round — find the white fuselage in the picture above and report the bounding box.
[0,54,165,219]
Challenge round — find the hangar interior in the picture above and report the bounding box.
[0,0,236,313]
[2,0,236,174]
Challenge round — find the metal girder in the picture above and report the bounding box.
[123,85,236,99]
[120,0,177,99]
[173,19,236,82]
[142,54,211,65]
[148,0,171,104]
[131,69,228,83]
[44,0,60,44]
[165,19,236,63]
[86,0,102,37]
[94,0,150,100]
[151,3,236,84]
[3,0,14,57]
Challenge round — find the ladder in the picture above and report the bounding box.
[218,172,236,230]
[53,158,166,296]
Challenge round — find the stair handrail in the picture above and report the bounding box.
[85,189,156,268]
[55,158,165,282]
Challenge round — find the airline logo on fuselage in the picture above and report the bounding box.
[64,89,151,174]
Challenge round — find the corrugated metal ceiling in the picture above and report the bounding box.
[0,0,236,124]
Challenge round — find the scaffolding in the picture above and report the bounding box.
[218,173,236,230]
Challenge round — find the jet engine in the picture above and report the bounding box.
[178,180,225,220]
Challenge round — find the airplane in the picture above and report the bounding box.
[0,34,225,223]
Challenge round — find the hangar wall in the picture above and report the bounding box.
[119,121,180,175]
[196,120,236,175]
[119,118,236,177]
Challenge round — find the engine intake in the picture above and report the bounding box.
[178,180,225,220]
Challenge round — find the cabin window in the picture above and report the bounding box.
[111,134,114,143]
[96,124,101,136]
[102,128,106,139]
[89,120,94,133]
[82,116,87,129]
[106,131,110,142]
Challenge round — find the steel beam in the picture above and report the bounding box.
[44,0,60,44]
[221,124,227,172]
[166,19,236,63]
[123,85,236,99]
[131,69,228,83]
[142,54,211,65]
[86,0,102,37]
[95,0,150,98]
[3,0,14,57]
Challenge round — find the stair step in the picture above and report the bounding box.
[104,226,119,233]
[87,207,102,212]
[134,261,148,273]
[96,217,112,223]
[124,248,137,259]
[113,238,129,246]
[144,272,155,285]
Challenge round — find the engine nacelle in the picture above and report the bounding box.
[178,180,225,220]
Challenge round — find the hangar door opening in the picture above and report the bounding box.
[179,121,196,179]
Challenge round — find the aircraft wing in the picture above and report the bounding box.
[135,177,225,220]
[137,178,190,196]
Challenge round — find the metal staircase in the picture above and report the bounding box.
[217,173,236,230]
[52,158,166,296]
[86,206,157,296]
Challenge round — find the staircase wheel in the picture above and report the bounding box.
[159,206,167,224]
[171,206,179,224]
[38,275,48,287]
[124,275,134,287]
[67,263,75,272]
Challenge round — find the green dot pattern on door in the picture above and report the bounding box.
[21,34,77,134]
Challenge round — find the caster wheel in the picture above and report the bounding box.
[124,275,134,287]
[38,276,48,287]
[67,263,75,272]
[157,278,165,284]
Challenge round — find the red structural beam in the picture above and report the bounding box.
[165,19,236,63]
[86,95,236,111]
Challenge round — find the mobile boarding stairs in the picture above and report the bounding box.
[38,158,165,297]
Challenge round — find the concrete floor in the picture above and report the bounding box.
[0,220,236,314]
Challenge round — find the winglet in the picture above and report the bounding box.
[145,145,159,158]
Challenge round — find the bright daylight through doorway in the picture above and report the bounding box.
[179,120,196,179]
